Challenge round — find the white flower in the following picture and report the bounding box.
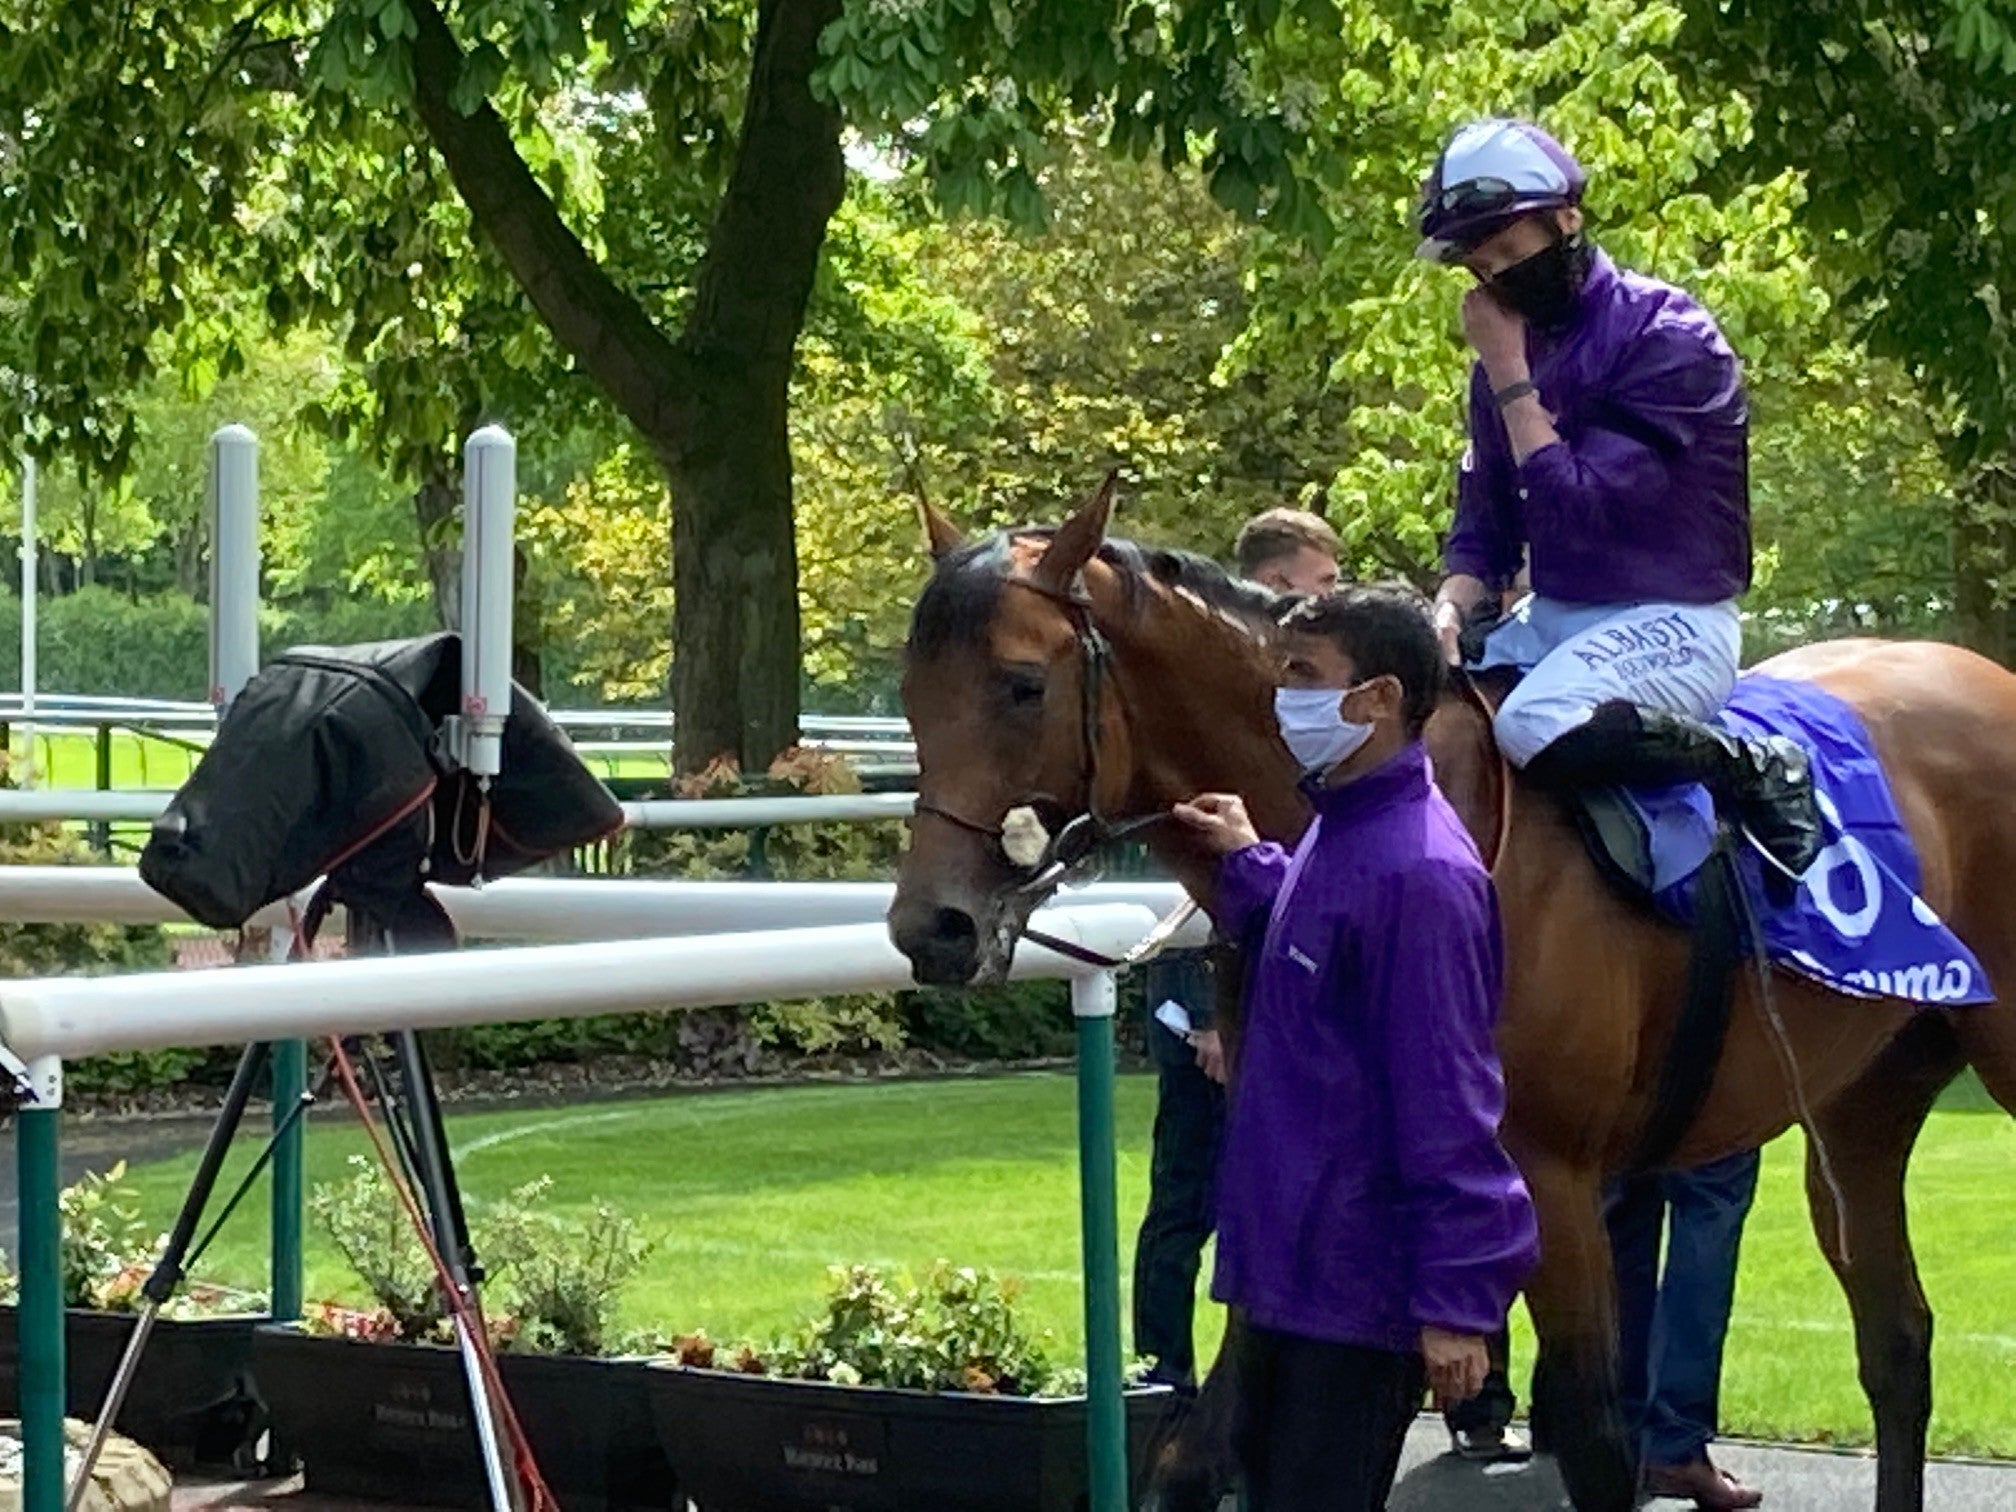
[988,77,1020,111]
[1277,79,1320,134]
[1222,59,1250,107]
[1000,805,1052,869]
[828,1361,864,1387]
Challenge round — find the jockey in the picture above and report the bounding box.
[1418,118,1822,878]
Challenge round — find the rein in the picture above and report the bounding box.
[1449,666,1515,872]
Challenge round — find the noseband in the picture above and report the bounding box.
[911,574,1164,904]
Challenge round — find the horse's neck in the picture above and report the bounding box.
[1113,612,1308,901]
[1424,693,1504,864]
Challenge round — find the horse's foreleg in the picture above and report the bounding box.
[1519,1153,1639,1512]
[1807,1017,1962,1512]
[1148,1313,1244,1512]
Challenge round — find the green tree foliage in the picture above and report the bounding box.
[791,144,1357,706]
[0,0,1356,768]
[0,0,1985,717]
[1206,0,1962,648]
[1678,0,2016,655]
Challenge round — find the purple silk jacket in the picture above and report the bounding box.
[1209,743,1539,1351]
[1445,250,1751,607]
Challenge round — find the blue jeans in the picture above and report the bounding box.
[1605,1148,1761,1466]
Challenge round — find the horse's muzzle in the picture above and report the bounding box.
[888,903,983,986]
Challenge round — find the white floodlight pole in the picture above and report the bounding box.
[206,425,261,714]
[19,452,36,787]
[458,426,516,780]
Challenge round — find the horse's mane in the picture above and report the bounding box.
[909,527,1287,657]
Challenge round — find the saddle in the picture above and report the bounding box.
[1459,664,1747,1174]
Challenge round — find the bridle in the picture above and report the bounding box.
[910,572,1171,961]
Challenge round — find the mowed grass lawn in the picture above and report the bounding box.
[119,1071,2016,1457]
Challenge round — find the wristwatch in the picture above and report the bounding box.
[1492,379,1539,409]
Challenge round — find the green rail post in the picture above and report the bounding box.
[90,724,113,853]
[1071,970,1127,1512]
[260,927,307,1322]
[270,1037,307,1321]
[17,1055,66,1512]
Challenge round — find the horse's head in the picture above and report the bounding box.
[889,480,1300,985]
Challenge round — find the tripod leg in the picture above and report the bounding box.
[390,1031,477,1281]
[345,905,524,1511]
[146,1043,273,1304]
[387,1030,520,1512]
[67,1042,271,1511]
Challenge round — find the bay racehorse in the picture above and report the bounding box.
[886,481,2016,1512]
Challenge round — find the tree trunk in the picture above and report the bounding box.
[412,455,461,632]
[405,0,843,773]
[175,519,203,598]
[658,359,800,773]
[80,493,97,589]
[1954,460,2016,664]
[509,543,543,701]
[661,0,841,770]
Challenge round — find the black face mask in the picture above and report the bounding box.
[1484,232,1592,330]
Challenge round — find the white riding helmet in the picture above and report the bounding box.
[1415,118,1586,263]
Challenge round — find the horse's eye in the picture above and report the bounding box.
[1001,672,1045,708]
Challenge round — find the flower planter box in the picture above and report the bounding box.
[648,1365,1180,1512]
[253,1325,679,1511]
[0,1306,266,1472]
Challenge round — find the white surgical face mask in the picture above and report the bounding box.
[1273,685,1375,776]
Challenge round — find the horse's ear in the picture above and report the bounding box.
[1036,471,1118,589]
[919,498,966,560]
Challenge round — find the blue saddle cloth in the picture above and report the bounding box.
[1623,676,1992,1007]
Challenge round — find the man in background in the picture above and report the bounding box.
[1132,504,1341,1392]
[1608,1152,1765,1508]
[1235,507,1343,597]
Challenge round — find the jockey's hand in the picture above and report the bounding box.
[1433,600,1467,666]
[1172,793,1260,856]
[1462,287,1529,384]
[1193,1028,1228,1085]
[1421,1326,1489,1407]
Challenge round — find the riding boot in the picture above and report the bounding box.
[1525,701,1826,879]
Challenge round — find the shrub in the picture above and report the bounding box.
[901,981,1075,1061]
[0,588,435,700]
[307,1160,653,1356]
[766,1262,1061,1397]
[309,1157,446,1343]
[666,1264,1159,1398]
[56,1163,155,1310]
[484,1177,654,1357]
[0,1162,248,1316]
[0,783,195,1094]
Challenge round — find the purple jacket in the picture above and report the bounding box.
[1209,744,1538,1351]
[1444,250,1751,606]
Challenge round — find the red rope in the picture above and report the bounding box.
[325,1037,558,1512]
